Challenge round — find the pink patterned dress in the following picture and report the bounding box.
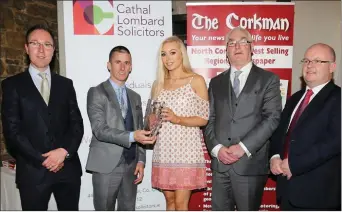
[151,80,209,190]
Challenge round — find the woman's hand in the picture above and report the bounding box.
[161,107,180,124]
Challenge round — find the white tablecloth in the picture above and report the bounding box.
[1,167,57,210]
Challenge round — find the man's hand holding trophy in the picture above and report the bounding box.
[133,130,156,145]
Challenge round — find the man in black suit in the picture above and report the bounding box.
[1,24,84,210]
[270,43,341,210]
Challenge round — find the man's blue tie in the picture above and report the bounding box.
[117,87,127,118]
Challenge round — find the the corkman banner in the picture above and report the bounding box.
[186,2,295,211]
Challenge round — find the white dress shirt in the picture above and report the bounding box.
[270,81,329,160]
[28,64,51,93]
[211,62,253,159]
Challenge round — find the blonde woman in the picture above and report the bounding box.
[150,36,209,210]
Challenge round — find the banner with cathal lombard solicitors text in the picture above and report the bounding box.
[186,2,294,211]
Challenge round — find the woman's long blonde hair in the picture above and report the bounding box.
[151,36,194,99]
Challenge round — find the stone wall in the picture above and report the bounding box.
[0,0,58,158]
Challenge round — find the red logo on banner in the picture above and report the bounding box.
[73,0,114,35]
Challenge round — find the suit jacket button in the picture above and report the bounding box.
[228,138,231,141]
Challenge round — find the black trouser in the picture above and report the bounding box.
[18,180,81,211]
[280,195,340,211]
[278,176,340,211]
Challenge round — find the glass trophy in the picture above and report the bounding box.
[143,99,165,137]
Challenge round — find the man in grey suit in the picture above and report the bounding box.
[205,27,282,210]
[86,46,156,211]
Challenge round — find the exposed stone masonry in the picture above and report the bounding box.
[0,0,58,158]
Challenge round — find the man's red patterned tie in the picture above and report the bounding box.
[283,89,314,159]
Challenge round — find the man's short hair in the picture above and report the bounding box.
[225,26,253,45]
[108,46,131,61]
[26,24,55,45]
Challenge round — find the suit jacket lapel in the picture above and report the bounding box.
[22,71,49,126]
[233,65,259,116]
[221,69,233,116]
[237,65,259,103]
[102,80,124,123]
[295,81,335,129]
[126,88,138,129]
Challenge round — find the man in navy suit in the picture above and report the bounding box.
[1,24,84,210]
[270,43,341,210]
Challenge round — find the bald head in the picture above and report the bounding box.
[302,43,336,88]
[306,43,336,62]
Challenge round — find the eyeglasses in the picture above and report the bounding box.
[28,41,54,49]
[227,39,251,47]
[300,59,333,65]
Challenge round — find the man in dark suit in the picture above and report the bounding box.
[205,27,282,210]
[85,46,155,210]
[1,24,84,210]
[270,43,341,210]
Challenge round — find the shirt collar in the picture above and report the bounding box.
[305,81,329,95]
[28,64,51,77]
[109,78,126,91]
[231,61,253,76]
